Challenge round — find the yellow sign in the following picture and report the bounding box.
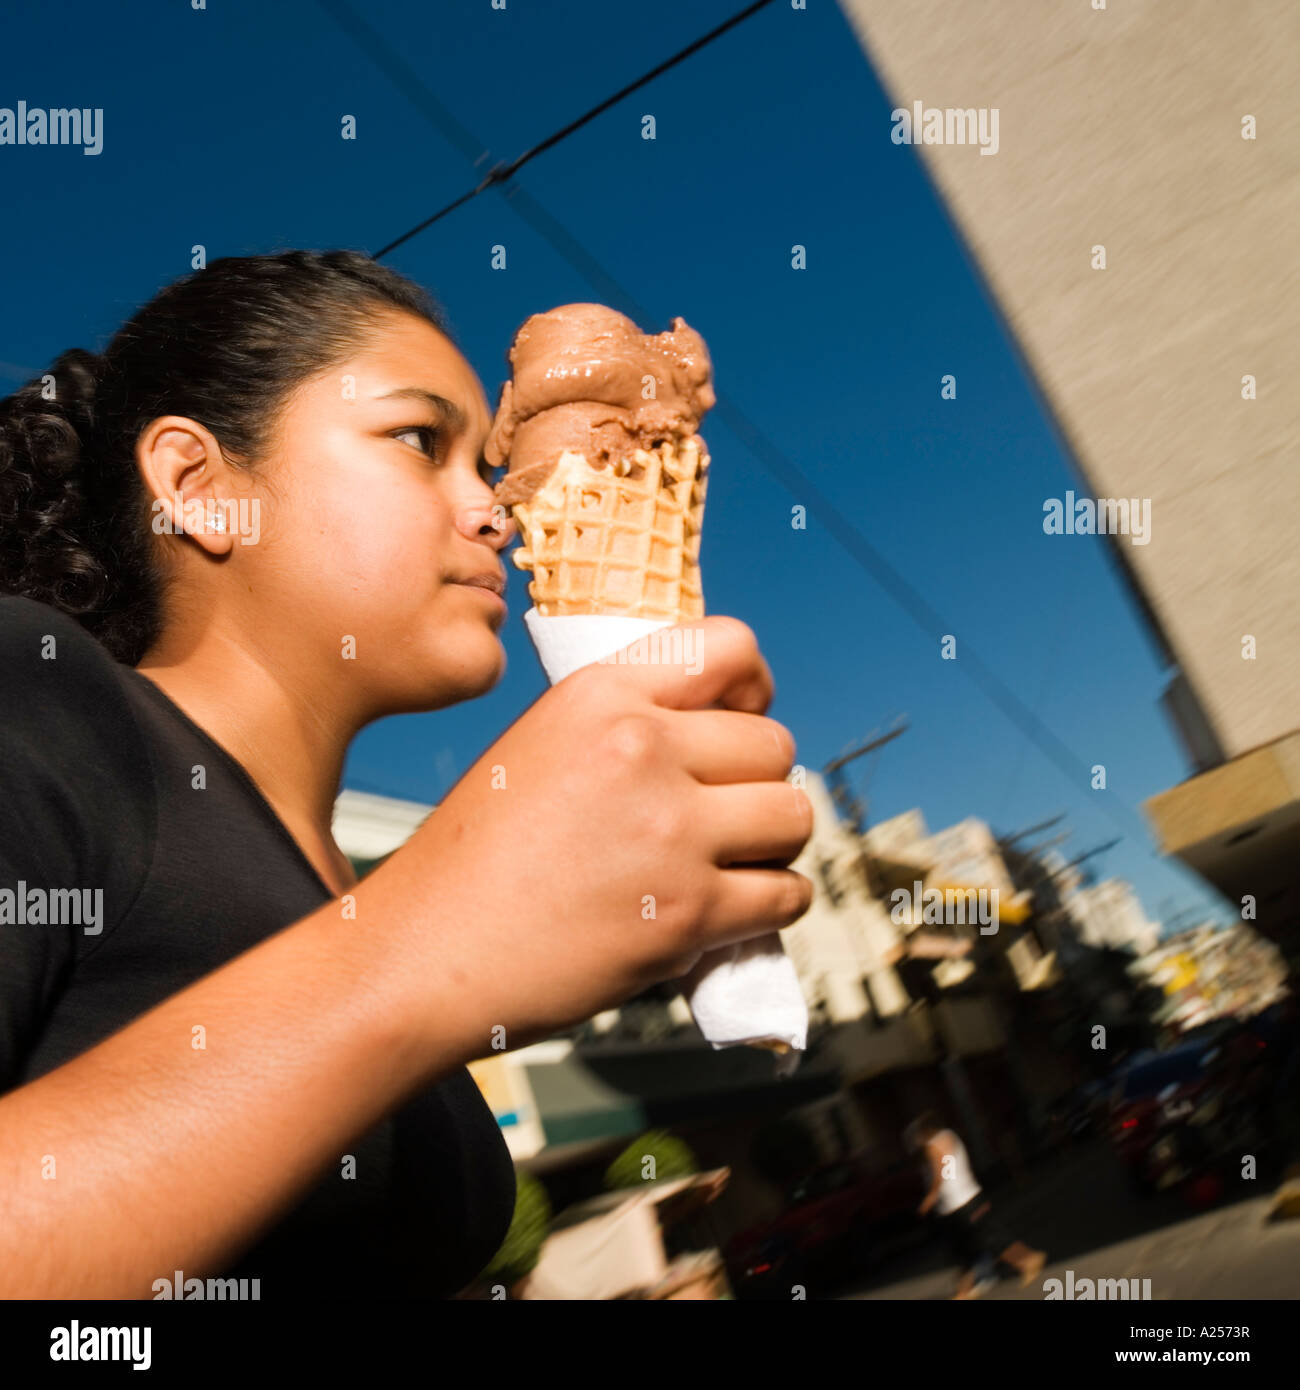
[1163,954,1199,994]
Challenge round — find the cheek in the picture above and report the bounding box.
[311,473,449,590]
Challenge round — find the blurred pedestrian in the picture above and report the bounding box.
[907,1112,1046,1299]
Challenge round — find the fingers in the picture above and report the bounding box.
[669,710,796,784]
[702,865,814,940]
[701,780,814,867]
[596,616,774,715]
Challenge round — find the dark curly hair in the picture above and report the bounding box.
[0,250,450,664]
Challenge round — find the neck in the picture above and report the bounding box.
[136,621,361,894]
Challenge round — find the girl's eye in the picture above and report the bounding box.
[393,426,443,459]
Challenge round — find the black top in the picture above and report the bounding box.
[0,596,515,1297]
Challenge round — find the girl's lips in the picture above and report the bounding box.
[453,580,507,612]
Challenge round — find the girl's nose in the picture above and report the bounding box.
[459,502,517,550]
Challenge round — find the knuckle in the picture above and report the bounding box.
[600,711,661,769]
[563,661,614,704]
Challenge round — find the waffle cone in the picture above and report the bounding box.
[507,437,708,620]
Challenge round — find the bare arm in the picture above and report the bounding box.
[917,1135,954,1214]
[0,882,476,1299]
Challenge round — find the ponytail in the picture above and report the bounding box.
[0,347,163,660]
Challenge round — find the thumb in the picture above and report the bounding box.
[599,615,773,714]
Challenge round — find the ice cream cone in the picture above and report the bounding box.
[487,302,808,1070]
[507,436,708,621]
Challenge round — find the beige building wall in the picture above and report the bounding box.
[921,817,1016,897]
[837,0,1300,761]
[1065,877,1160,955]
[785,772,913,1021]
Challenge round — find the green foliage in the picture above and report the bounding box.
[480,1169,552,1287]
[604,1129,699,1190]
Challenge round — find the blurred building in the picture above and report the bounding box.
[861,807,1037,990]
[785,782,1065,1178]
[1063,878,1161,957]
[785,776,913,1029]
[1130,922,1289,1035]
[332,787,429,875]
[837,0,1300,968]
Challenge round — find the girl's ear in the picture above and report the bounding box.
[136,416,236,557]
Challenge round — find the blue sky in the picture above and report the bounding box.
[0,0,1231,928]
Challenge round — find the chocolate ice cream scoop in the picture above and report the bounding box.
[486,303,715,507]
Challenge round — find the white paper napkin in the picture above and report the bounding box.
[524,609,809,1075]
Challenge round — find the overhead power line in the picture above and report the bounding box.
[311,0,778,260]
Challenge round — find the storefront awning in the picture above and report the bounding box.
[523,1039,843,1149]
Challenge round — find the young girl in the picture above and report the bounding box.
[0,250,813,1297]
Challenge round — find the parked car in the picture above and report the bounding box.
[726,1155,927,1298]
[1046,1078,1107,1145]
[1108,1043,1214,1191]
[1107,1039,1268,1204]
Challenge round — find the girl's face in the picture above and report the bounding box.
[238,311,515,715]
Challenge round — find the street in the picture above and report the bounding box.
[840,1136,1300,1301]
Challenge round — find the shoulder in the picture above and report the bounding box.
[0,593,118,667]
[0,595,155,887]
[0,595,123,696]
[0,593,91,640]
[0,599,158,1078]
[0,596,140,733]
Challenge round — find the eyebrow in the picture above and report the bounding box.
[375,387,469,432]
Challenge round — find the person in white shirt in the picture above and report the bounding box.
[908,1111,1046,1299]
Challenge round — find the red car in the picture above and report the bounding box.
[726,1156,928,1297]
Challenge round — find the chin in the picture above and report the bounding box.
[419,625,507,708]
